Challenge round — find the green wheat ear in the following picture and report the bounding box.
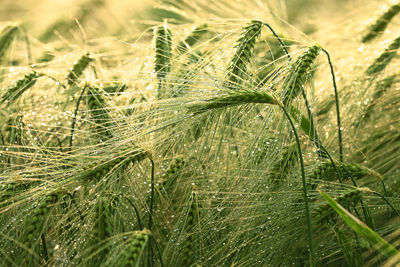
[155,24,172,99]
[89,197,114,265]
[227,20,263,88]
[115,229,150,267]
[361,75,396,123]
[79,150,150,182]
[362,3,400,43]
[308,161,382,190]
[155,158,185,201]
[86,85,114,140]
[365,36,400,76]
[177,24,208,54]
[0,23,19,63]
[67,53,93,86]
[314,188,363,224]
[282,45,320,106]
[182,185,200,266]
[1,71,41,107]
[187,89,280,115]
[21,193,58,264]
[268,142,298,185]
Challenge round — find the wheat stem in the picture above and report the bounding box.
[322,48,343,162]
[281,106,315,267]
[69,86,87,149]
[262,23,290,60]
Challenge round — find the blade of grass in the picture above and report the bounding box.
[319,190,400,263]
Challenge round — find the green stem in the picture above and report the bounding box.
[126,197,143,230]
[322,48,343,162]
[373,191,400,218]
[148,159,155,231]
[262,23,290,60]
[69,86,86,150]
[281,106,315,266]
[40,234,48,262]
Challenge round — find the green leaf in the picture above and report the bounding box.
[320,190,400,263]
[288,105,315,140]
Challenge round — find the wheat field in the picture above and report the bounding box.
[1,0,400,266]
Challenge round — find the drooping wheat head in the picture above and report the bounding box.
[182,185,200,266]
[0,23,19,63]
[114,229,150,267]
[226,20,263,88]
[314,188,363,224]
[362,3,400,43]
[67,53,93,86]
[155,24,172,99]
[281,45,320,106]
[1,71,41,106]
[365,36,400,76]
[187,89,280,115]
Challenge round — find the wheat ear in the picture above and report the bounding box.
[187,89,280,115]
[155,24,172,99]
[282,45,320,106]
[226,20,263,88]
[177,24,208,54]
[116,229,150,267]
[86,85,114,140]
[268,142,298,185]
[182,185,200,266]
[362,3,400,43]
[366,36,400,76]
[0,23,19,63]
[1,71,41,106]
[314,188,363,224]
[67,53,93,86]
[21,193,58,263]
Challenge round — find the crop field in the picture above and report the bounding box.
[1,0,400,266]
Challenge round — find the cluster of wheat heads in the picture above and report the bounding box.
[1,0,400,265]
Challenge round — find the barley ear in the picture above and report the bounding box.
[187,89,280,115]
[226,20,263,88]
[268,142,298,185]
[0,23,19,63]
[182,185,200,266]
[314,188,363,224]
[282,45,320,106]
[21,193,58,263]
[1,71,41,107]
[67,53,93,86]
[366,36,400,76]
[85,85,114,140]
[116,229,150,267]
[362,3,400,43]
[177,24,208,54]
[155,24,172,99]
